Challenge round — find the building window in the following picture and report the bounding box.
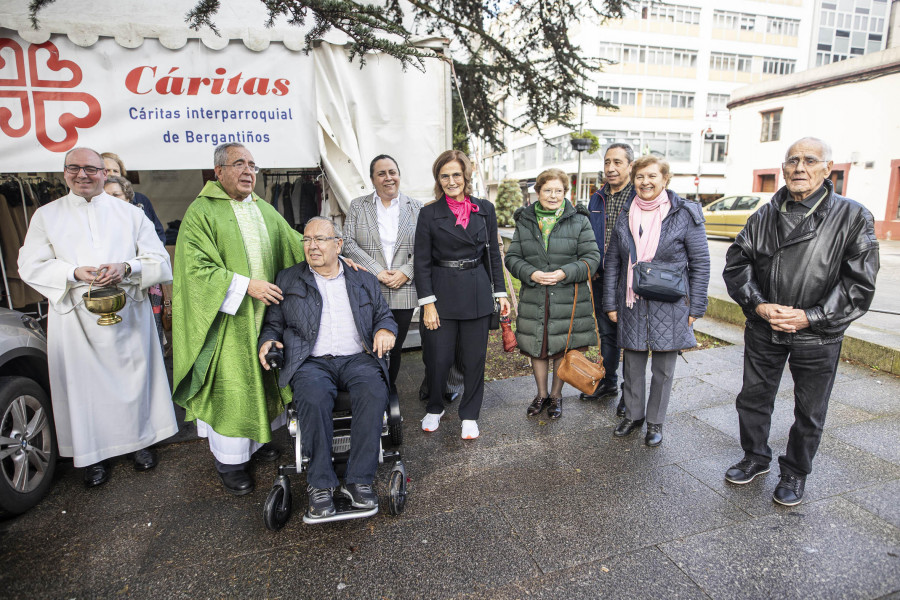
[637,1,701,24]
[710,52,752,72]
[760,109,781,143]
[599,42,697,67]
[597,86,637,106]
[767,16,800,36]
[512,144,537,171]
[762,57,796,75]
[704,134,728,163]
[707,93,730,113]
[713,10,757,30]
[542,135,577,164]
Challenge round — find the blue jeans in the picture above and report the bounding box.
[290,353,388,489]
[592,272,619,384]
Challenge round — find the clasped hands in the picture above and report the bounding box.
[75,263,127,286]
[422,297,511,330]
[531,269,566,286]
[755,303,809,332]
[377,269,410,289]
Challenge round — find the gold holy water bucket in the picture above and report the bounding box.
[82,280,126,326]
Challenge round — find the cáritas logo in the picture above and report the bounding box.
[0,39,101,153]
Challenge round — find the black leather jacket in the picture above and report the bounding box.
[723,179,879,345]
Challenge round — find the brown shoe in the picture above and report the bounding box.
[547,396,562,420]
[527,395,549,417]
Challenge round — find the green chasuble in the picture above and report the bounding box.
[172,181,305,442]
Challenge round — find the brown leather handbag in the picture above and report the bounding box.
[556,260,605,396]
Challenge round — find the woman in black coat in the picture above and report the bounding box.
[414,150,510,440]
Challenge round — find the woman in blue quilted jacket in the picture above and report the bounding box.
[602,156,710,447]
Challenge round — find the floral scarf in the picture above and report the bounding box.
[534,202,565,250]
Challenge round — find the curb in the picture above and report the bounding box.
[706,294,900,375]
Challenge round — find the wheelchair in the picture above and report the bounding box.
[261,347,408,530]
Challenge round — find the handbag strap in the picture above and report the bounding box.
[564,260,603,353]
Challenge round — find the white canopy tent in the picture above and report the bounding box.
[0,0,451,223]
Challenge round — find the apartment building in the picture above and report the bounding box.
[482,0,814,202]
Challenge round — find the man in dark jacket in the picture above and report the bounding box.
[583,143,636,412]
[723,137,879,506]
[258,217,397,520]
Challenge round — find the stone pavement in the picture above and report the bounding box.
[1,327,899,599]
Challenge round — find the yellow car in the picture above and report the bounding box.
[702,193,774,239]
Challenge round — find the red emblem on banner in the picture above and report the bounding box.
[0,39,101,153]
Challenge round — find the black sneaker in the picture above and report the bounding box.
[725,458,771,484]
[307,485,336,518]
[339,482,379,509]
[773,473,806,506]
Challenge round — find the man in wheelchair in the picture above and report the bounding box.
[258,217,397,520]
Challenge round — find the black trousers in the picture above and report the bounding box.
[736,323,842,477]
[290,353,388,489]
[388,308,414,388]
[591,271,619,384]
[418,318,465,397]
[422,314,490,420]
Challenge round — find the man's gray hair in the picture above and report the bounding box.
[604,143,634,163]
[304,216,342,239]
[213,143,246,166]
[786,137,833,161]
[63,147,103,166]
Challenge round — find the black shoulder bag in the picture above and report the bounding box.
[627,228,687,303]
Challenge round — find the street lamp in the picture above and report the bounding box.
[696,127,713,200]
[570,136,593,206]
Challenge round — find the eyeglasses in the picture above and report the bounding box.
[64,165,104,175]
[219,161,260,174]
[541,189,566,197]
[782,157,827,169]
[439,173,464,183]
[302,236,341,246]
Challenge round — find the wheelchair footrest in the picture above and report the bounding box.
[302,494,379,524]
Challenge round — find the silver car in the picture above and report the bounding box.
[0,308,56,515]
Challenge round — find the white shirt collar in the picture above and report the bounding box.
[311,259,345,281]
[373,192,399,206]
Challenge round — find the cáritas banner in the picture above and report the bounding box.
[0,29,317,171]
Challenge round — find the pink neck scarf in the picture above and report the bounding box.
[626,189,670,308]
[445,195,478,229]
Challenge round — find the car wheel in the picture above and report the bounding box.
[0,376,57,515]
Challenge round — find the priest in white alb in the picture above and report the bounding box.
[18,147,178,488]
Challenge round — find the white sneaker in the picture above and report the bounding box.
[461,420,480,440]
[421,411,444,432]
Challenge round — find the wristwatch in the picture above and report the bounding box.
[123,262,132,279]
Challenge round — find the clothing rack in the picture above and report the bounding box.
[0,174,59,319]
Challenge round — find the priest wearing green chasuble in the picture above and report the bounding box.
[173,143,306,495]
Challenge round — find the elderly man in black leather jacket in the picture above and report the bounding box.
[258,217,397,520]
[722,137,879,506]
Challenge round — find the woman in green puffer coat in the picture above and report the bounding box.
[505,168,602,420]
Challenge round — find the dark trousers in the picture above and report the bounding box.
[736,324,842,477]
[422,314,490,420]
[592,273,619,384]
[418,318,465,397]
[290,353,388,489]
[388,308,414,388]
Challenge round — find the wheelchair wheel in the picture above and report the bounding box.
[389,420,403,447]
[263,479,293,531]
[388,468,407,516]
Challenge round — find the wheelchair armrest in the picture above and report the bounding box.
[388,387,401,426]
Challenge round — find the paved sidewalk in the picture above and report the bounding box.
[2,327,898,599]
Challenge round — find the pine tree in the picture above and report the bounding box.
[29,0,632,150]
[495,179,523,227]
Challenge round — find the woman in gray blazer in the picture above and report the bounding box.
[342,155,422,389]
